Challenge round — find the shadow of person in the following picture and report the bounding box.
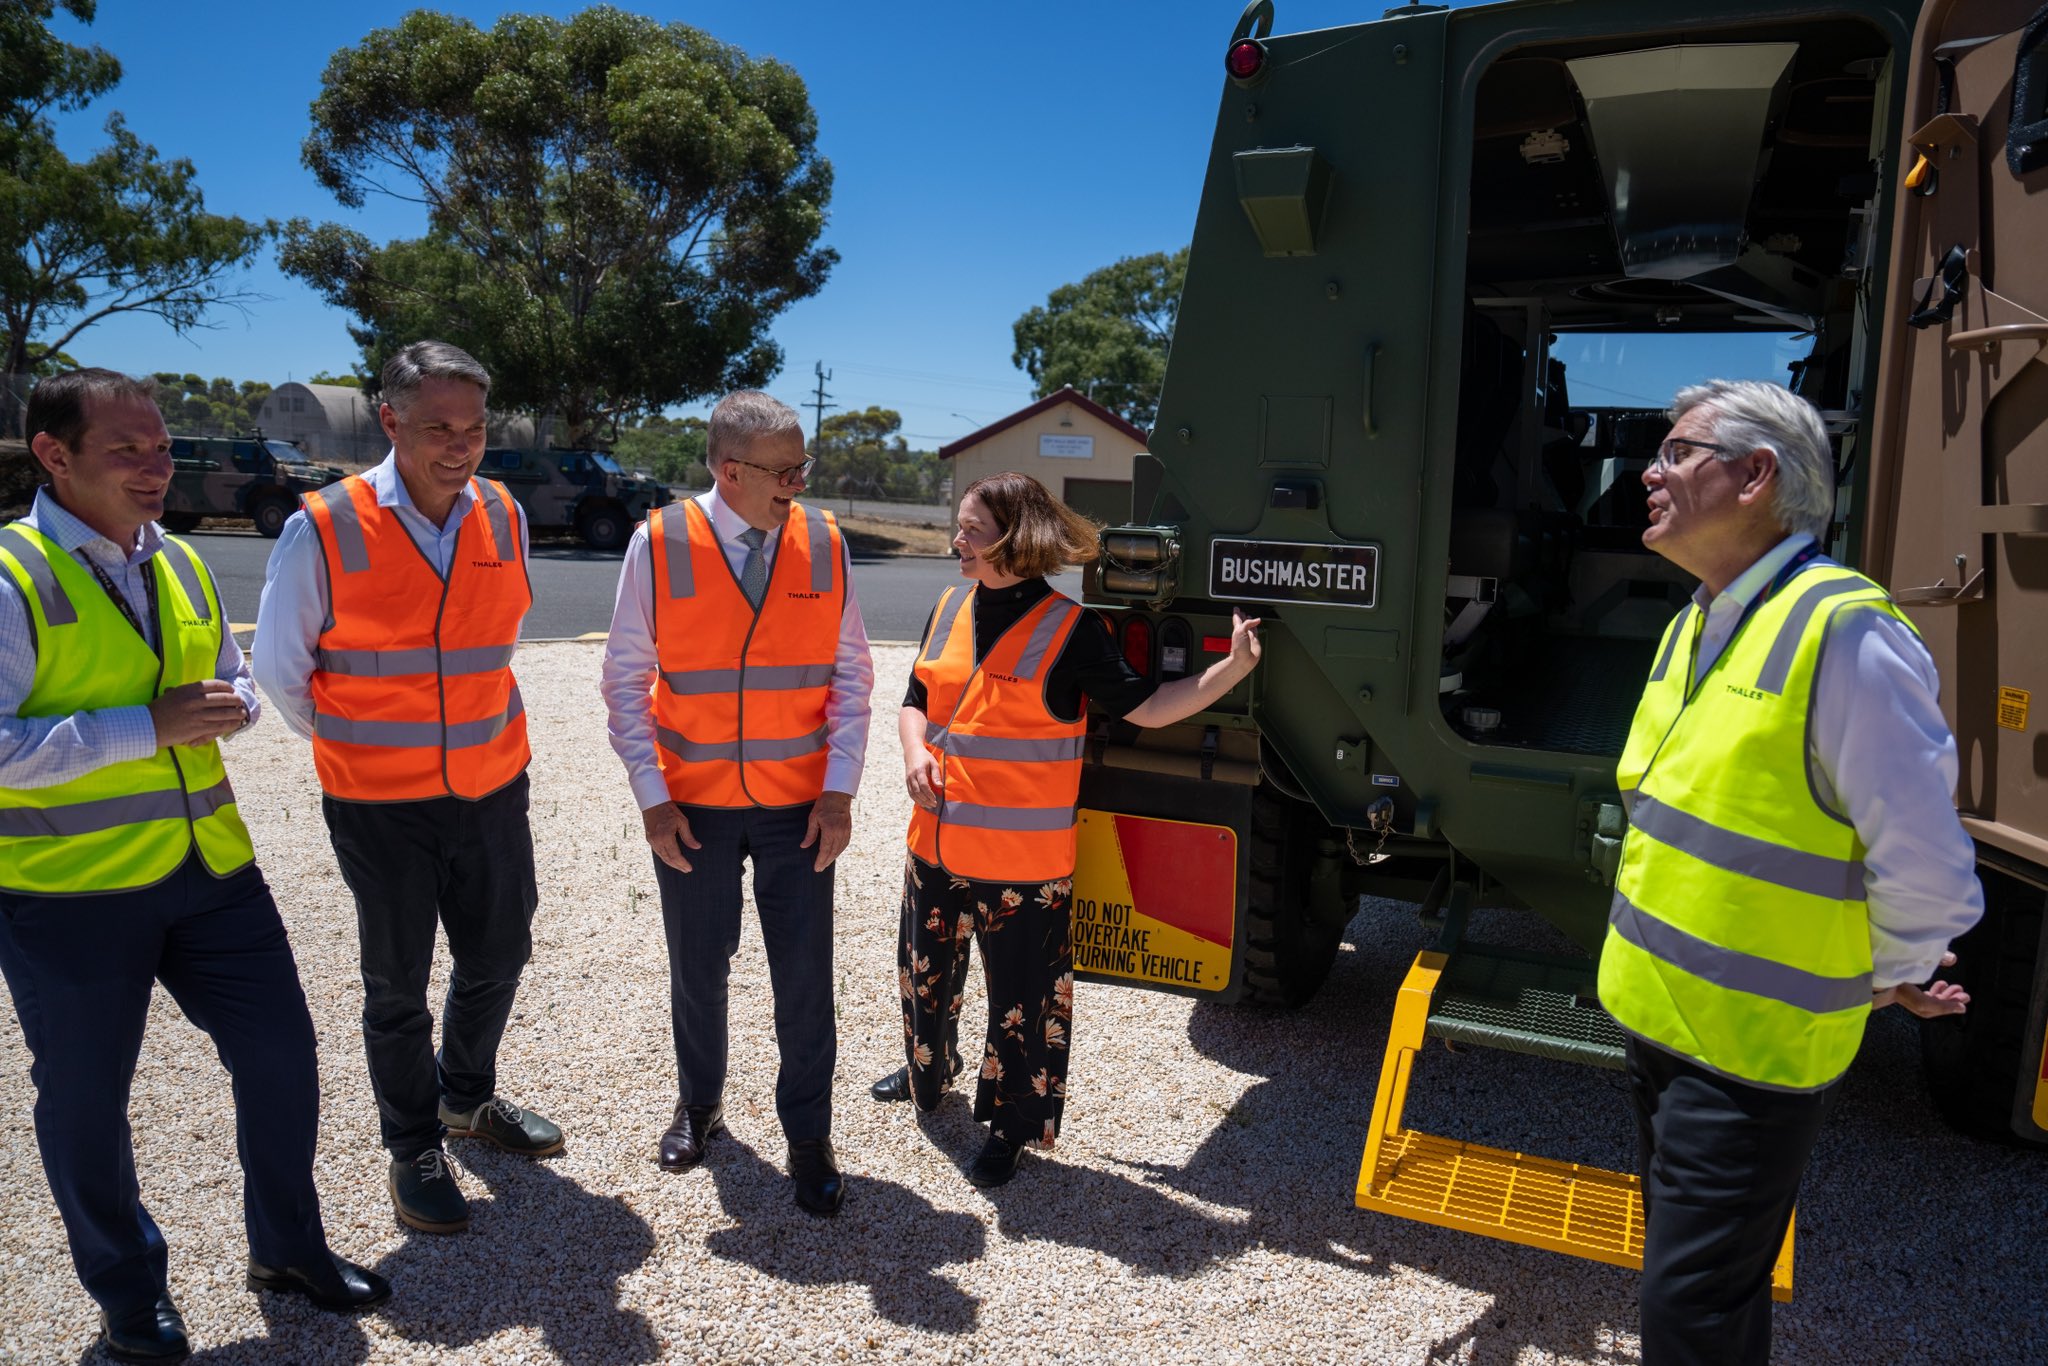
[366,1151,660,1365]
[701,1138,985,1334]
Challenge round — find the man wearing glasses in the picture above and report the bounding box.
[600,390,873,1214]
[1599,380,1981,1364]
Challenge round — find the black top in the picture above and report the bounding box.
[901,577,1159,724]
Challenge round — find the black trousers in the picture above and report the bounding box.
[1626,1036,1835,1366]
[323,771,538,1160]
[897,853,1074,1148]
[0,853,328,1312]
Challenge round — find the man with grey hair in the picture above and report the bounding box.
[600,388,873,1214]
[1597,378,1981,1363]
[256,340,562,1238]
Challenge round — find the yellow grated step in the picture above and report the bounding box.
[1356,951,1794,1301]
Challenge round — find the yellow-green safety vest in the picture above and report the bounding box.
[0,523,254,895]
[1596,561,1917,1091]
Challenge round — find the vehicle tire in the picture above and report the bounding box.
[1239,784,1345,1008]
[578,502,628,551]
[1919,859,2048,1148]
[249,494,293,539]
[159,512,201,534]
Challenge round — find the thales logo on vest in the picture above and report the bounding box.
[988,672,1024,685]
[1724,683,1767,702]
[469,558,504,570]
[785,590,822,600]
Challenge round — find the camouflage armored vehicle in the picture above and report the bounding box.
[480,447,663,550]
[1074,0,2047,1286]
[162,434,344,537]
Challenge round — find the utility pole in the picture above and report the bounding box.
[808,361,835,451]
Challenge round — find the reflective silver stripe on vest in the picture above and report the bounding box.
[1013,601,1077,680]
[475,480,515,560]
[939,801,1074,832]
[805,510,835,593]
[313,686,524,750]
[659,505,695,600]
[160,540,212,623]
[659,662,833,696]
[1630,793,1865,901]
[656,724,830,764]
[309,483,370,574]
[1647,606,1692,684]
[0,776,234,838]
[316,643,516,678]
[0,525,78,626]
[1754,576,1870,695]
[930,732,1084,762]
[1618,787,1637,819]
[923,588,967,662]
[1610,891,1872,1015]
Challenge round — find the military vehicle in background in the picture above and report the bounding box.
[1071,0,2046,1292]
[163,434,344,537]
[480,447,663,551]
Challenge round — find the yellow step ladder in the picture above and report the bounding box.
[1354,947,1795,1301]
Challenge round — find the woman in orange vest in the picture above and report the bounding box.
[872,472,1262,1186]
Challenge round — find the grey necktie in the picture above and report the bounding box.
[738,526,768,608]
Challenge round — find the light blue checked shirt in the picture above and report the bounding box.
[252,452,531,742]
[0,489,259,790]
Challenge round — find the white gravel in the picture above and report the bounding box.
[1,640,2042,1364]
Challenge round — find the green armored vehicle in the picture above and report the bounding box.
[162,434,344,537]
[1074,0,2048,1284]
[480,447,663,551]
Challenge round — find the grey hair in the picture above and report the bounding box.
[706,390,803,468]
[381,341,491,414]
[1668,380,1834,541]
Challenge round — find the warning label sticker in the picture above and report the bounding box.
[1072,809,1236,993]
[1997,686,2030,731]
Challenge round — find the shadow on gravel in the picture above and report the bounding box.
[365,1151,659,1365]
[702,1138,985,1334]
[74,1296,376,1366]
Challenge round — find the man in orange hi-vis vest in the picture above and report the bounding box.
[600,390,873,1216]
[254,342,561,1239]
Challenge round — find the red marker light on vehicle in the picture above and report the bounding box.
[1225,39,1267,83]
[1201,635,1231,654]
[1122,616,1155,676]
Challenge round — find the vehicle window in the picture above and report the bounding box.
[1551,331,1812,412]
[591,452,623,474]
[561,454,586,475]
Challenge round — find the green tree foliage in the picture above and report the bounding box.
[1011,248,1187,429]
[149,372,273,436]
[612,414,710,489]
[0,1,274,400]
[306,368,362,388]
[816,406,944,502]
[280,7,837,448]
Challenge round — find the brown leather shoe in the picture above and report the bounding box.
[658,1102,724,1170]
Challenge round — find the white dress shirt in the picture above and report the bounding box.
[601,487,874,810]
[0,489,259,789]
[1687,533,1983,989]
[253,452,531,741]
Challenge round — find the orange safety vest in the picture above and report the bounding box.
[303,474,531,802]
[648,498,846,808]
[906,586,1086,881]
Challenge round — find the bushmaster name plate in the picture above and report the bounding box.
[1208,537,1380,609]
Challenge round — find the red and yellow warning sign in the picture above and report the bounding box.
[1072,809,1237,992]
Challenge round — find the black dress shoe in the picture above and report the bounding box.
[658,1102,725,1171]
[788,1137,845,1215]
[967,1129,1026,1188]
[99,1294,188,1363]
[870,1066,913,1102]
[247,1252,393,1311]
[389,1148,469,1234]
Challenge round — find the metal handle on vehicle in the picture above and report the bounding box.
[1363,341,1380,438]
[1944,322,2048,353]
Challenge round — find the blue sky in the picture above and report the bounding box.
[45,1,1790,446]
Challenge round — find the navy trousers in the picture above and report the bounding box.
[322,770,539,1161]
[1627,1037,1835,1366]
[652,801,836,1142]
[0,853,328,1312]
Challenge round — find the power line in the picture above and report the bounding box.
[807,361,835,449]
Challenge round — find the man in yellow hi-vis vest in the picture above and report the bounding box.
[0,370,387,1363]
[1599,380,1982,1364]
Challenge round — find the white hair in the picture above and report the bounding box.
[1669,380,1834,541]
[706,391,803,469]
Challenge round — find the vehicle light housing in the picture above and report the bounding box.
[1121,616,1155,676]
[1226,39,1268,85]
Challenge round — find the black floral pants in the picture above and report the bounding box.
[897,852,1074,1149]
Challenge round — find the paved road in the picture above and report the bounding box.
[186,528,1073,642]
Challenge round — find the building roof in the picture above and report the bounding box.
[937,387,1150,460]
[272,381,379,434]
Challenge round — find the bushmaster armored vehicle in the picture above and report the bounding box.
[480,446,663,550]
[1074,0,2047,1290]
[162,434,344,537]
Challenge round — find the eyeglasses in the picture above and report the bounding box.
[728,454,816,488]
[1650,437,1731,472]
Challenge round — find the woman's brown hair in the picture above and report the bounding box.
[961,471,1102,580]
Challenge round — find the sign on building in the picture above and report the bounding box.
[1039,433,1095,458]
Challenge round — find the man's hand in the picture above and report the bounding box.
[148,679,248,748]
[1873,951,1970,1018]
[642,801,701,873]
[904,749,944,811]
[801,791,853,872]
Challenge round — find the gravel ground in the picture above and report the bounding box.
[2,641,2043,1364]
